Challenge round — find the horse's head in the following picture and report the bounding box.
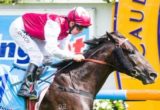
[85,31,158,84]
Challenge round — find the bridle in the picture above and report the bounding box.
[84,37,128,67]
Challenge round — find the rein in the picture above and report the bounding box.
[83,38,128,66]
[84,58,106,64]
[84,59,120,69]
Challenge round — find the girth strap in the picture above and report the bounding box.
[55,84,93,99]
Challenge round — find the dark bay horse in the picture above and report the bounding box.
[40,31,158,110]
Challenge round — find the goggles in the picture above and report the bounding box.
[75,24,87,31]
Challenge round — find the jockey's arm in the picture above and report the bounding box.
[44,19,75,60]
[58,36,71,51]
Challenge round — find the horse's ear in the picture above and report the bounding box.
[84,39,99,46]
[106,31,110,36]
[106,31,115,42]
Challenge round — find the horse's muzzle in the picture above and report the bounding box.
[142,72,158,85]
[149,72,158,81]
[130,67,158,84]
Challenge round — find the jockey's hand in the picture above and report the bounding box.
[73,54,85,62]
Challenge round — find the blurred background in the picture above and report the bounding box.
[0,0,160,110]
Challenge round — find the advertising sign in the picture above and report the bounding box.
[113,0,160,109]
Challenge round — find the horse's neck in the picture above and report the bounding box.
[67,62,113,95]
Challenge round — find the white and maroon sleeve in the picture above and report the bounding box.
[44,19,75,60]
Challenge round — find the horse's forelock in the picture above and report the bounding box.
[109,31,125,39]
[85,36,108,48]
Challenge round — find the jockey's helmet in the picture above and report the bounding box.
[67,7,91,27]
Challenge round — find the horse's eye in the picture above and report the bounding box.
[122,48,135,54]
[129,50,135,54]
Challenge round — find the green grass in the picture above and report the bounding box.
[93,99,127,110]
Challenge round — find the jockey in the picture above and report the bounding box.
[9,7,91,99]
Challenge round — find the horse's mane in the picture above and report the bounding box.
[51,31,128,72]
[51,34,110,72]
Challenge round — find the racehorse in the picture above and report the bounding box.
[39,31,157,110]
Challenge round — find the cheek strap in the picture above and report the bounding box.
[113,47,134,74]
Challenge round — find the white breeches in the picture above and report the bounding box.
[9,17,51,66]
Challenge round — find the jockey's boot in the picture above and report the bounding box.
[18,63,38,98]
[29,65,48,100]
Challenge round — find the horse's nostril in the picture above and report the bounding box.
[149,73,158,80]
